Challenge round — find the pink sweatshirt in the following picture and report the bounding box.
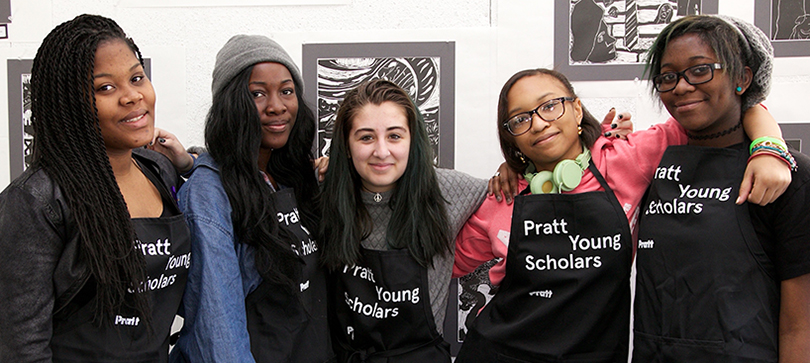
[453,118,686,285]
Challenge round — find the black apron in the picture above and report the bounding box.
[333,248,450,363]
[633,145,779,362]
[50,163,191,363]
[244,188,334,363]
[456,162,632,363]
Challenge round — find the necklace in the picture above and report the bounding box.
[686,120,742,140]
[373,192,382,203]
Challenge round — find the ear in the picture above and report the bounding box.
[573,98,584,125]
[737,66,754,95]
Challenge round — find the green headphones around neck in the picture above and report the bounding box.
[523,147,591,194]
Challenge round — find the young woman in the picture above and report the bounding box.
[453,56,789,363]
[319,79,489,362]
[633,15,810,362]
[0,14,190,362]
[169,35,332,363]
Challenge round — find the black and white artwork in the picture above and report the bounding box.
[755,0,810,57]
[456,259,500,342]
[302,42,455,168]
[7,59,34,180]
[315,57,440,160]
[554,0,718,81]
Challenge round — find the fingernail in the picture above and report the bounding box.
[615,134,620,138]
[610,107,615,112]
[149,141,153,146]
[604,132,611,137]
[158,137,167,144]
[611,123,617,129]
[618,114,624,120]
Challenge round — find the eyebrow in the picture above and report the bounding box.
[92,62,143,79]
[509,92,554,115]
[249,78,294,86]
[660,55,713,69]
[354,126,408,135]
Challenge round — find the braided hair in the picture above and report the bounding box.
[31,14,151,326]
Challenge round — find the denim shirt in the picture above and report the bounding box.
[169,153,261,363]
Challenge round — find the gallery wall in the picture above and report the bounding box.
[1,0,809,188]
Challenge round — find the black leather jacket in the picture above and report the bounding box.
[0,148,181,363]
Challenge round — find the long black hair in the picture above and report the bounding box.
[205,65,319,290]
[497,69,601,174]
[30,14,151,326]
[319,79,450,270]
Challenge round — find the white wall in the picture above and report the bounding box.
[1,0,808,188]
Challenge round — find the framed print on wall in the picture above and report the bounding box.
[554,0,719,81]
[302,41,455,168]
[7,59,33,180]
[754,0,810,57]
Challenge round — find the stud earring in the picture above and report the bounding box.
[577,125,582,135]
[736,86,743,92]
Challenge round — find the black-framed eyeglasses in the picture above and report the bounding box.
[503,97,576,136]
[652,63,723,93]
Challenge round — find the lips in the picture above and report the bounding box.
[121,110,147,123]
[532,131,559,146]
[262,119,289,132]
[673,99,704,113]
[369,163,393,172]
[119,110,150,128]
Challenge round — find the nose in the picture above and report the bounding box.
[264,94,287,115]
[529,112,550,133]
[671,74,694,95]
[120,85,144,105]
[372,138,390,159]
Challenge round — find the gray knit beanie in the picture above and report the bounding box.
[717,15,773,109]
[211,34,304,97]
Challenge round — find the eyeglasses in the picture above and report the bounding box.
[652,63,723,92]
[503,97,575,136]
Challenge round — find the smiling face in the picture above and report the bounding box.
[658,33,747,138]
[249,62,299,154]
[93,39,155,154]
[506,74,583,172]
[348,101,411,193]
